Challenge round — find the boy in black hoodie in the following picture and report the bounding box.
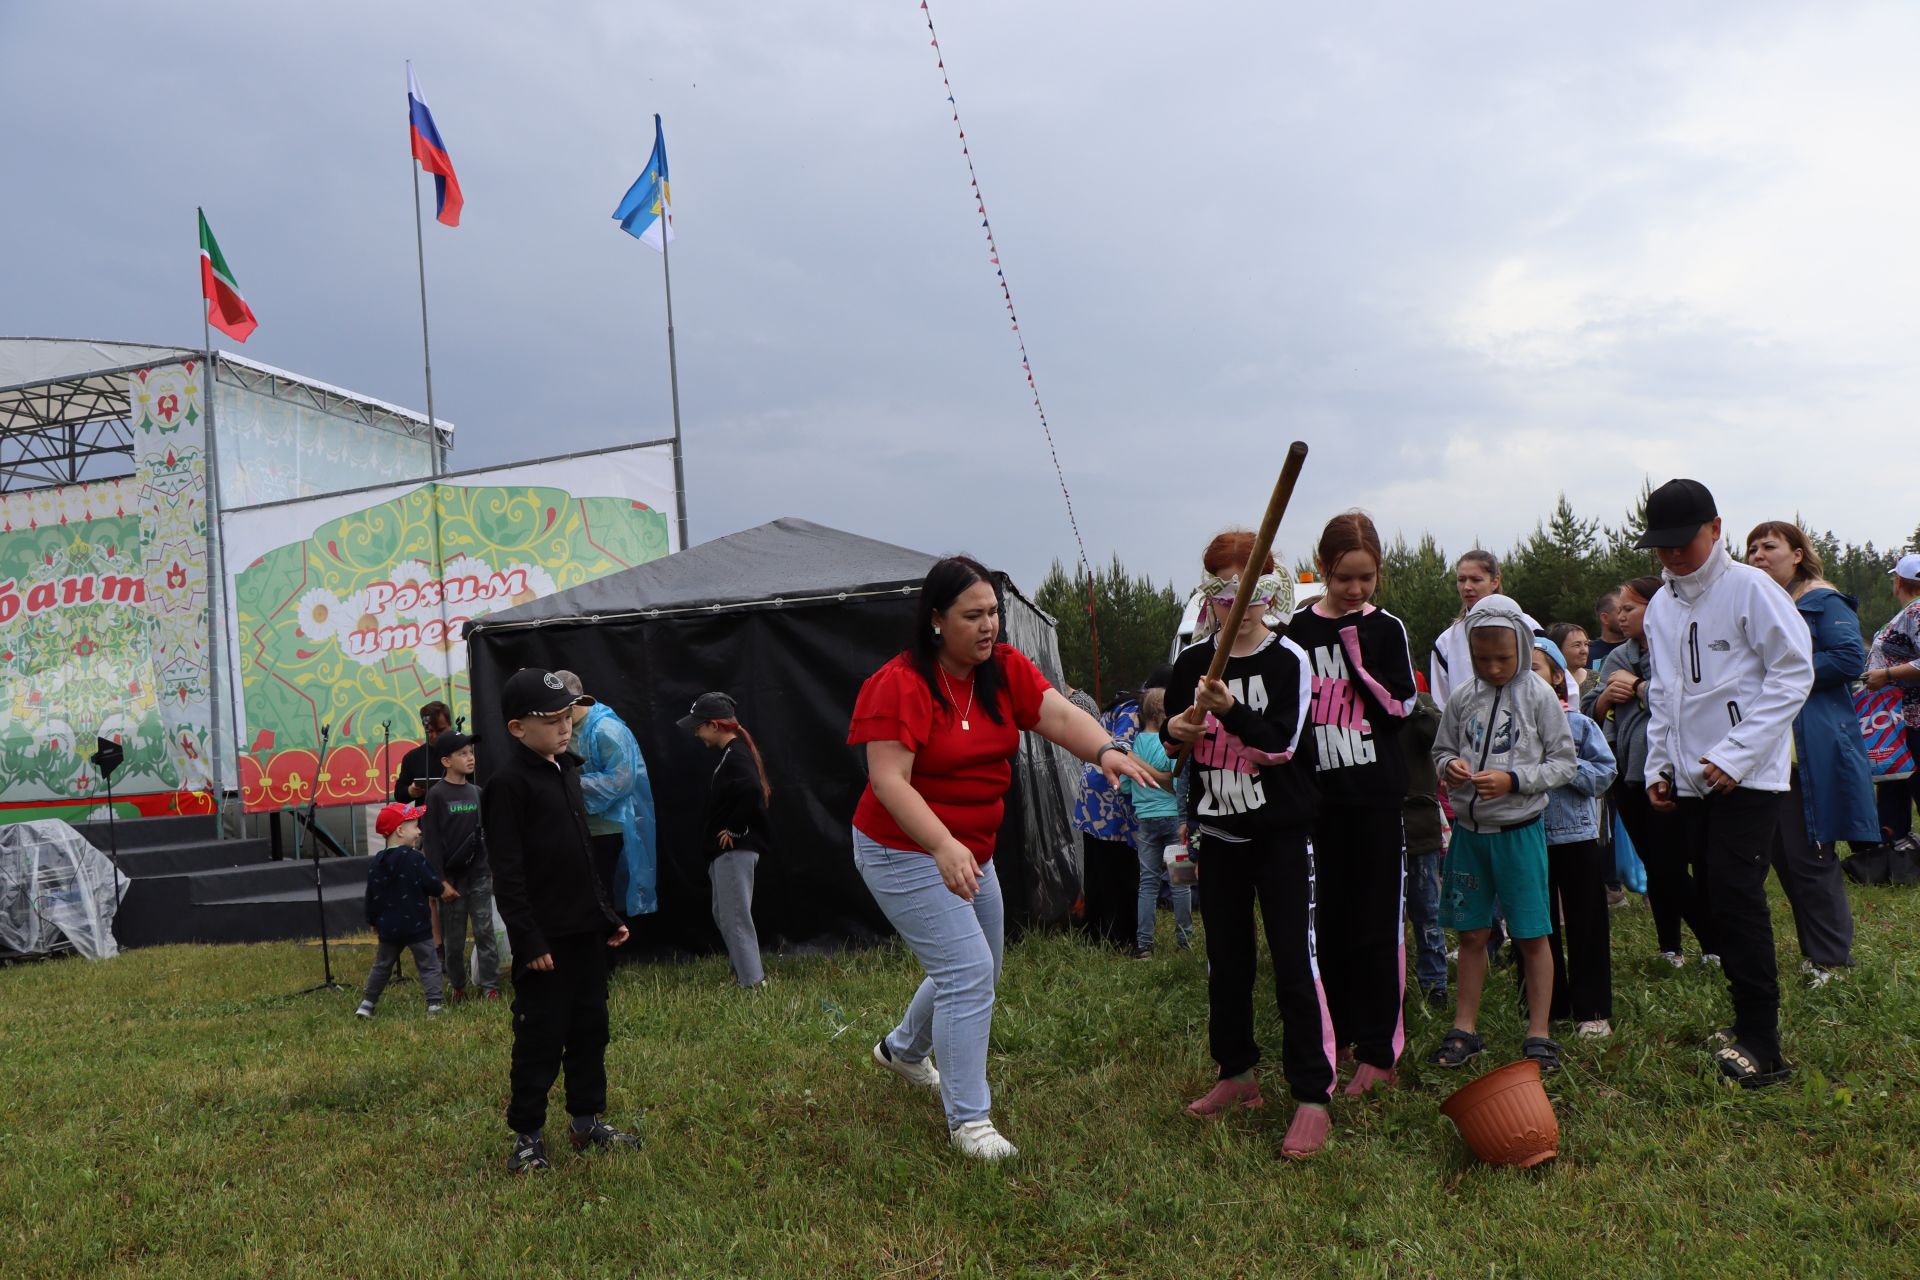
[486,667,638,1173]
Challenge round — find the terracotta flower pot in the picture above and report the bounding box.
[1439,1058,1559,1168]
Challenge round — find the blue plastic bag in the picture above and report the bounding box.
[1613,811,1647,894]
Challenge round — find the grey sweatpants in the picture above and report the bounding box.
[709,850,764,987]
[363,938,444,1006]
[1772,770,1855,968]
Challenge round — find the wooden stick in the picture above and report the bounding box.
[1172,441,1310,775]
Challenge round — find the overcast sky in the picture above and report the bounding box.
[5,1,1916,595]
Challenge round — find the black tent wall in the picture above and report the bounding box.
[464,520,1080,961]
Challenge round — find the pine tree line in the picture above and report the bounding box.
[1037,491,1918,695]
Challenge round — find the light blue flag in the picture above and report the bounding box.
[612,114,673,250]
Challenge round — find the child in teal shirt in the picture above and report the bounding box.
[1124,689,1192,956]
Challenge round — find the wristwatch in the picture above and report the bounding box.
[1097,739,1132,761]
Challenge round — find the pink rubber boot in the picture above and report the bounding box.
[1342,1063,1397,1096]
[1186,1075,1265,1117]
[1281,1104,1331,1158]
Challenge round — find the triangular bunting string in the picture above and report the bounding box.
[918,0,1098,692]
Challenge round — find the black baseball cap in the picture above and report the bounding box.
[501,667,595,720]
[433,729,478,759]
[677,691,738,730]
[1636,478,1719,549]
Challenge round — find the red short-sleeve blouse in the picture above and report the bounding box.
[849,644,1052,863]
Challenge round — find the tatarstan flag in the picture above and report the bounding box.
[198,208,257,343]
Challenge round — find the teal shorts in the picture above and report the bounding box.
[1441,820,1551,940]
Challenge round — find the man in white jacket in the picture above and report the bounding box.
[1641,479,1813,1088]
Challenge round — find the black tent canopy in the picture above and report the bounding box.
[465,518,1082,957]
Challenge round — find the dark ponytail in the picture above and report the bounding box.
[906,556,1008,726]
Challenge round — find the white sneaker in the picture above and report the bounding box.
[1700,953,1722,968]
[872,1039,940,1090]
[1659,951,1686,968]
[355,1001,375,1019]
[949,1119,1018,1162]
[1576,1019,1613,1039]
[1803,961,1843,989]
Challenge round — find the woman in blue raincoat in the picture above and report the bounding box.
[1746,523,1872,979]
[556,671,658,917]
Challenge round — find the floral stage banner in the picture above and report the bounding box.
[0,479,174,807]
[0,358,218,815]
[221,446,675,811]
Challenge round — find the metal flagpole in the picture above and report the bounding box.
[659,204,688,551]
[196,208,225,834]
[198,207,213,356]
[410,146,442,478]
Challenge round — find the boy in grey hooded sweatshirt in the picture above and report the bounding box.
[1428,594,1578,1071]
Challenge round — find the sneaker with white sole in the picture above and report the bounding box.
[1576,1019,1613,1039]
[1659,951,1686,969]
[949,1119,1017,1161]
[354,1001,375,1019]
[872,1039,940,1090]
[1700,953,1722,969]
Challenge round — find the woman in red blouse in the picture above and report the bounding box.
[849,556,1160,1162]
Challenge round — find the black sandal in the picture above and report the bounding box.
[1427,1029,1484,1068]
[1521,1036,1563,1075]
[1713,1043,1793,1090]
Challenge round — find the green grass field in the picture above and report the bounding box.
[3,881,1917,1280]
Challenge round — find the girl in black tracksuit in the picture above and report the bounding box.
[1286,514,1419,1093]
[1164,534,1328,1158]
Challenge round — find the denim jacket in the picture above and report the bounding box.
[1544,707,1617,846]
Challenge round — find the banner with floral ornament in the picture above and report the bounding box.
[0,478,179,808]
[0,359,220,815]
[221,445,675,811]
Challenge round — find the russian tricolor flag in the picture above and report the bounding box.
[407,62,464,227]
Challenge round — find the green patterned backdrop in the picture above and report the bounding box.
[231,481,669,810]
[0,480,174,804]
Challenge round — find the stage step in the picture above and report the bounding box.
[104,839,273,878]
[115,855,374,948]
[70,814,218,850]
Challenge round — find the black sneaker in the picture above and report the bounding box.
[507,1131,550,1174]
[568,1117,642,1152]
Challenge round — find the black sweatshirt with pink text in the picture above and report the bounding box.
[1285,604,1419,807]
[1163,631,1319,840]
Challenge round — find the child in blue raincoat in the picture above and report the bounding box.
[556,671,658,917]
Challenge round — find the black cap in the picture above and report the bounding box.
[501,667,594,719]
[677,691,738,730]
[1636,478,1719,549]
[433,729,478,759]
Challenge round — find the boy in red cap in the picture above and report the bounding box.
[486,667,636,1174]
[356,803,459,1019]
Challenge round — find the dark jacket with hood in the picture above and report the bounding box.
[483,737,624,961]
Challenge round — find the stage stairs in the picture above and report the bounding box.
[70,814,370,948]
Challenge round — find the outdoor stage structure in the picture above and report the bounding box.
[0,338,680,827]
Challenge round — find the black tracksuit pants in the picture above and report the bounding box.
[506,931,612,1134]
[1313,804,1406,1070]
[1679,788,1786,1064]
[1546,838,1613,1022]
[1080,834,1136,949]
[1614,781,1715,956]
[1200,827,1335,1106]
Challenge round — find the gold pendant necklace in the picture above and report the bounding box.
[937,666,977,731]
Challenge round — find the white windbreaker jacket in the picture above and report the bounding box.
[1643,545,1813,797]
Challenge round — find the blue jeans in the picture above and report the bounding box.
[1133,815,1192,951]
[1406,850,1446,995]
[853,828,1005,1128]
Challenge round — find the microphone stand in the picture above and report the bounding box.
[293,723,345,994]
[91,738,127,935]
